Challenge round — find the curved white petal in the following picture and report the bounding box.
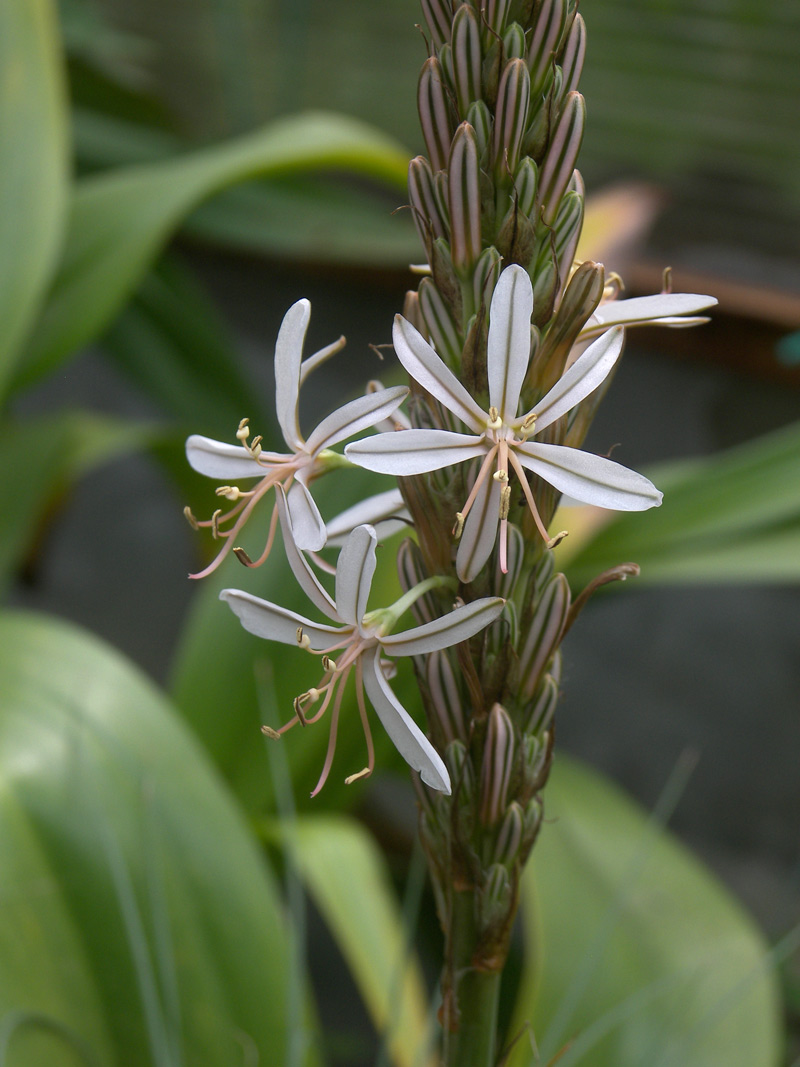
[362,646,451,793]
[299,334,346,385]
[220,589,345,649]
[275,489,338,618]
[392,315,487,432]
[456,473,502,583]
[488,264,533,423]
[381,596,505,657]
[185,435,274,480]
[304,385,409,455]
[515,441,663,510]
[346,429,486,476]
[527,326,624,433]
[287,480,327,552]
[585,293,717,333]
[335,524,377,626]
[274,298,311,451]
[325,490,408,545]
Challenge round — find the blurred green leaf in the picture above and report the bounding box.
[0,610,303,1065]
[271,814,434,1067]
[0,0,69,399]
[561,420,800,586]
[0,412,157,594]
[14,111,410,396]
[507,756,781,1067]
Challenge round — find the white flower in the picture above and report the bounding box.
[579,289,717,341]
[346,264,663,582]
[221,491,505,795]
[185,298,408,578]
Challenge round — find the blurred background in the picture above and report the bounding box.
[8,0,799,1058]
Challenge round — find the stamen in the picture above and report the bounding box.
[249,435,263,459]
[487,406,503,430]
[183,506,199,530]
[546,530,569,549]
[233,547,254,567]
[499,485,511,520]
[210,509,223,539]
[261,725,281,740]
[216,485,242,501]
[296,627,312,650]
[345,768,372,785]
[493,468,508,483]
[292,694,309,726]
[519,413,537,440]
[236,419,250,442]
[453,513,465,539]
[322,655,337,672]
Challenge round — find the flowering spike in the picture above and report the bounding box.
[418,57,453,172]
[537,90,585,226]
[448,122,482,274]
[452,4,483,117]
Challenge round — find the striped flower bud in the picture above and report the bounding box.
[537,90,585,225]
[535,259,604,384]
[409,155,448,247]
[426,650,467,745]
[519,574,570,701]
[480,703,516,826]
[452,4,483,117]
[522,731,552,794]
[553,187,584,290]
[396,539,437,624]
[430,235,463,321]
[524,672,558,736]
[493,801,524,866]
[419,56,453,172]
[466,100,492,158]
[513,158,538,218]
[491,58,530,178]
[527,0,569,93]
[419,277,463,367]
[471,245,502,312]
[448,122,482,274]
[484,0,512,41]
[558,12,586,98]
[481,863,512,930]
[420,0,453,50]
[402,289,426,337]
[522,795,543,846]
[503,22,527,60]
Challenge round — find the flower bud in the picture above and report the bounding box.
[452,4,483,117]
[480,703,516,826]
[522,731,552,794]
[448,122,482,274]
[430,236,463,322]
[485,0,512,40]
[419,277,462,367]
[558,12,585,97]
[513,158,538,218]
[492,58,530,178]
[553,187,584,290]
[420,0,453,50]
[503,22,527,60]
[534,259,604,386]
[396,539,437,623]
[418,56,453,172]
[522,795,543,845]
[481,863,512,930]
[519,573,570,701]
[523,672,558,736]
[466,100,492,158]
[402,289,426,337]
[495,199,537,269]
[537,91,585,225]
[471,245,502,312]
[493,800,524,866]
[426,650,467,745]
[527,0,569,93]
[409,155,448,247]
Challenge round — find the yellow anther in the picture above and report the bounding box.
[183,506,199,530]
[210,509,223,538]
[321,655,337,672]
[487,406,503,430]
[216,485,241,501]
[546,529,569,550]
[296,627,312,650]
[233,547,254,567]
[236,419,250,442]
[292,694,309,725]
[261,725,281,740]
[345,767,372,786]
[306,688,321,703]
[453,513,465,539]
[492,468,509,483]
[500,485,512,520]
[522,413,537,431]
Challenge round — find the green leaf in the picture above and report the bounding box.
[0,412,157,594]
[0,610,302,1065]
[273,814,434,1067]
[561,420,800,586]
[0,0,69,398]
[15,111,410,394]
[507,756,781,1067]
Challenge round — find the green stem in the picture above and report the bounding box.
[442,890,502,1067]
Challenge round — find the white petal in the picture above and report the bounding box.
[185,435,273,479]
[381,596,505,657]
[274,299,311,451]
[299,334,346,385]
[336,524,377,626]
[304,385,409,455]
[275,489,338,618]
[287,480,327,552]
[528,326,624,433]
[362,646,451,793]
[220,589,344,649]
[515,441,663,510]
[392,315,487,432]
[325,490,408,545]
[585,292,717,334]
[346,429,486,476]
[488,264,533,423]
[456,474,502,583]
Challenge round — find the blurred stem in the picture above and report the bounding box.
[443,889,501,1067]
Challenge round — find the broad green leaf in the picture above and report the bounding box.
[0,610,302,1066]
[0,412,157,594]
[507,756,781,1067]
[560,420,800,586]
[273,814,434,1067]
[15,111,410,394]
[0,0,69,398]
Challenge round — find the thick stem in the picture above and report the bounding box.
[442,889,502,1067]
